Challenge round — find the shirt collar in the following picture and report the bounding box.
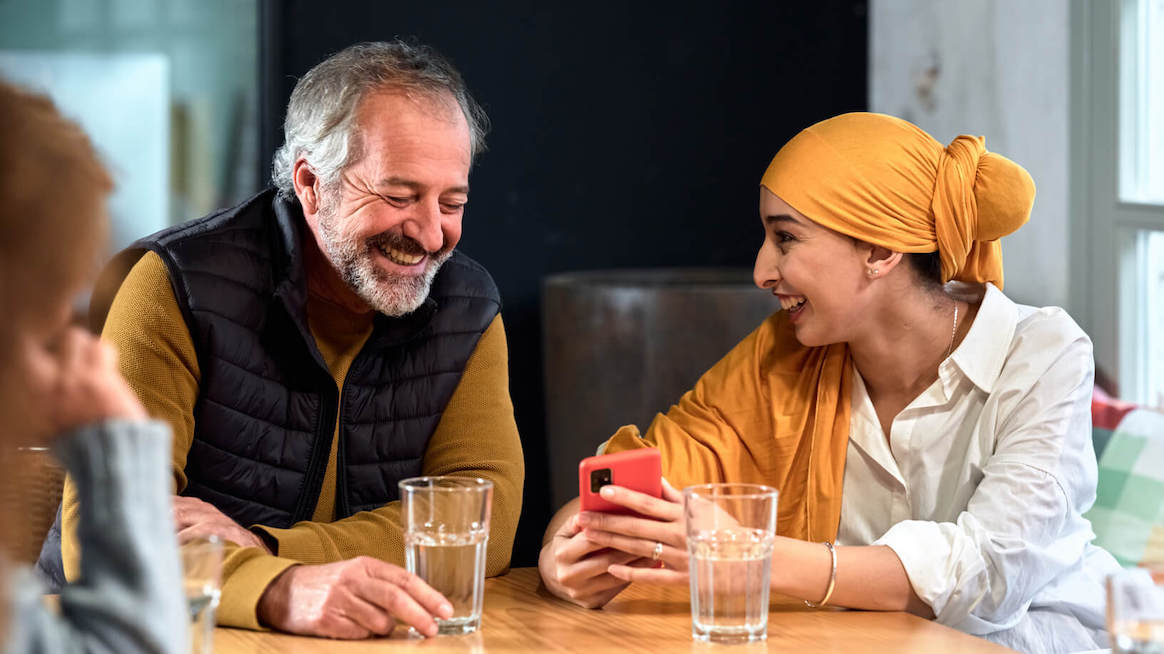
[945,283,1018,394]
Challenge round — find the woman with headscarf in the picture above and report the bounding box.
[0,80,187,653]
[538,113,1119,653]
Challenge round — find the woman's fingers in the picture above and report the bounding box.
[577,511,684,550]
[545,535,640,607]
[572,548,640,578]
[582,528,687,571]
[550,529,638,583]
[661,477,683,503]
[607,561,689,586]
[557,540,638,584]
[569,582,634,610]
[558,513,583,537]
[555,524,610,563]
[565,560,638,595]
[596,484,683,521]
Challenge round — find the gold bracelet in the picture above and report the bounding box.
[804,541,837,608]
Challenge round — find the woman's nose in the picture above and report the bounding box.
[753,248,779,290]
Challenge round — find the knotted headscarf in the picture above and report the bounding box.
[759,112,1035,288]
[605,114,1037,544]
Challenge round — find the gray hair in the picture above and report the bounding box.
[271,40,489,201]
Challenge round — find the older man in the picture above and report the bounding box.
[55,41,524,639]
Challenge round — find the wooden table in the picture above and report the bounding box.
[215,568,1013,653]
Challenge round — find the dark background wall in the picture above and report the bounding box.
[259,1,867,567]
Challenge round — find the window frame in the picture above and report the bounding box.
[1071,0,1164,405]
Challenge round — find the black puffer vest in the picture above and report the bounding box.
[92,189,501,528]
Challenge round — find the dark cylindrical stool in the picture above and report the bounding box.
[542,268,778,510]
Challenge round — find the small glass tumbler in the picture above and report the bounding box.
[181,536,223,654]
[1108,567,1164,654]
[399,476,493,635]
[684,483,778,644]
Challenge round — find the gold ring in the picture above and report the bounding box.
[651,541,663,561]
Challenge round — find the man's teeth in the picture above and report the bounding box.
[780,296,806,311]
[379,244,424,265]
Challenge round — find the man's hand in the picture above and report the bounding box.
[257,557,454,639]
[173,495,271,553]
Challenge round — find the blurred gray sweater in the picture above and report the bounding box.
[4,420,187,654]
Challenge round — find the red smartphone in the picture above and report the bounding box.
[578,448,662,515]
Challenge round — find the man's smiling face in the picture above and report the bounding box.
[310,89,471,316]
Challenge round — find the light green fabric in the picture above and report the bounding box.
[1085,409,1164,567]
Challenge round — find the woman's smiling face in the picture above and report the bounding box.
[753,187,872,347]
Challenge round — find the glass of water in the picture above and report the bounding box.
[1108,567,1164,653]
[181,536,223,654]
[684,483,778,644]
[399,476,493,635]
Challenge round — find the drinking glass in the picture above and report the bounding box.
[399,476,493,635]
[684,483,778,644]
[1108,567,1164,654]
[181,536,223,654]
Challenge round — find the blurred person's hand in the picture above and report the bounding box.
[173,495,272,553]
[257,557,454,639]
[24,326,146,441]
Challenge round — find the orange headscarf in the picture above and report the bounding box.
[606,114,1035,544]
[760,112,1035,288]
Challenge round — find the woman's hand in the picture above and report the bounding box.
[578,478,690,586]
[538,500,641,609]
[26,327,146,442]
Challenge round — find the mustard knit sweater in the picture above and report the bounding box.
[62,251,524,629]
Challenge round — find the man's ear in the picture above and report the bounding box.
[864,244,905,279]
[292,159,320,215]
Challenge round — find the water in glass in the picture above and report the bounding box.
[405,529,488,635]
[1112,619,1164,654]
[185,578,220,654]
[689,527,774,644]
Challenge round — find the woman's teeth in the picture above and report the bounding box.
[379,244,424,266]
[780,296,806,311]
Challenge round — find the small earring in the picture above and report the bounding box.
[868,268,879,277]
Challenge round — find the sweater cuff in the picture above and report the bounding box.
[253,523,325,564]
[216,549,299,630]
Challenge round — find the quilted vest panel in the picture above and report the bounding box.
[109,189,500,528]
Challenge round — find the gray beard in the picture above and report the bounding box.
[317,208,450,317]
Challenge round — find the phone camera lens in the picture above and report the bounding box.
[590,468,612,493]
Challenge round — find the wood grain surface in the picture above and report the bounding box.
[214,567,1013,653]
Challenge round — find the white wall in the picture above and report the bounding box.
[870,0,1071,309]
[0,53,170,253]
[0,0,260,237]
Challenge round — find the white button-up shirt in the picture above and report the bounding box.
[838,284,1120,653]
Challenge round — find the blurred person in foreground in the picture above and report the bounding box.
[539,113,1119,654]
[0,80,186,653]
[42,39,523,639]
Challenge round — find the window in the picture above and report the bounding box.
[1074,0,1164,408]
[0,0,260,255]
[1120,0,1164,206]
